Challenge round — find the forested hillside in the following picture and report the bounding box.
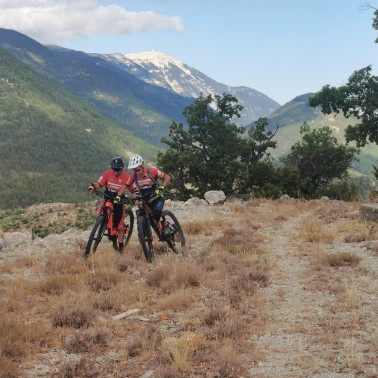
[0,47,160,209]
[264,94,378,178]
[0,28,192,147]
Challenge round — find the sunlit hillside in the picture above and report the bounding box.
[266,95,378,178]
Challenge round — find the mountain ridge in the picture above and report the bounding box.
[0,46,160,209]
[94,50,280,126]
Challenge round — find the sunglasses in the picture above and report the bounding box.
[112,168,122,172]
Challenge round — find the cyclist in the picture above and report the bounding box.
[88,157,130,253]
[121,154,171,235]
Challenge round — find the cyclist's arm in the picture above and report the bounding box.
[161,173,170,187]
[118,184,131,197]
[89,181,102,190]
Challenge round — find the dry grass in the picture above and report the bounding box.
[299,218,335,243]
[0,198,377,376]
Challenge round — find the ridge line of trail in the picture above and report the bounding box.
[250,207,323,377]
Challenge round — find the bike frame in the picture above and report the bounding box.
[99,197,118,238]
[134,197,163,240]
[85,190,135,258]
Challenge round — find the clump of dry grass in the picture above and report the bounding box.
[156,288,193,311]
[162,331,206,372]
[126,326,162,358]
[327,252,361,267]
[64,329,108,353]
[35,274,82,295]
[344,222,378,243]
[57,358,100,378]
[299,218,335,243]
[0,315,51,377]
[215,339,247,376]
[52,298,95,329]
[146,260,205,292]
[183,219,208,235]
[86,270,124,292]
[44,251,85,275]
[0,354,20,378]
[312,248,361,269]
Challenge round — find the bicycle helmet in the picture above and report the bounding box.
[110,157,124,170]
[128,154,144,169]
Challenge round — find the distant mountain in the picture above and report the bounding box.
[265,93,378,178]
[265,93,319,129]
[0,46,160,209]
[91,51,280,126]
[0,28,192,147]
[0,29,282,147]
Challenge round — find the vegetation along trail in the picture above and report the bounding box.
[0,197,378,377]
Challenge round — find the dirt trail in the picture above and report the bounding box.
[249,201,378,378]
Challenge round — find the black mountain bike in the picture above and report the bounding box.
[84,190,134,258]
[129,194,185,263]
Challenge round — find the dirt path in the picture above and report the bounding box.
[249,201,378,378]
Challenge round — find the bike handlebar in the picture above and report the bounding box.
[90,189,132,205]
[90,189,171,205]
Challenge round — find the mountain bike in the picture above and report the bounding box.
[84,190,134,258]
[128,194,185,263]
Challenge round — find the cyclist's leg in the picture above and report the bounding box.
[115,204,125,253]
[148,196,165,222]
[96,199,105,216]
[149,196,171,238]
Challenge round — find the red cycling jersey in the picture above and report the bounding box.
[96,169,130,230]
[126,167,164,194]
[98,169,130,192]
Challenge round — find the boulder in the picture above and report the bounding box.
[204,190,226,205]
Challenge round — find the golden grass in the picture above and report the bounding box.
[299,218,335,243]
[1,198,377,376]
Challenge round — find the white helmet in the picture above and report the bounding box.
[128,154,144,169]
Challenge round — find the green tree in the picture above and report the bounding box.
[281,123,359,198]
[158,93,245,199]
[309,66,378,147]
[309,7,378,148]
[238,117,278,193]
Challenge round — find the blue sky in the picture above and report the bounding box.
[0,0,376,104]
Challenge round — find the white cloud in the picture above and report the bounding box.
[0,0,184,44]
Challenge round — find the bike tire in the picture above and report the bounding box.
[124,208,134,247]
[137,215,154,263]
[162,210,186,254]
[84,215,107,257]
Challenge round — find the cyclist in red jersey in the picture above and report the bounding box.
[120,154,171,235]
[88,157,130,253]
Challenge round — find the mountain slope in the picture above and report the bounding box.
[265,94,378,178]
[92,51,280,126]
[0,47,160,209]
[0,28,192,147]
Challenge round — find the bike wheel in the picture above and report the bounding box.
[123,208,134,247]
[137,215,154,263]
[162,210,185,254]
[85,215,107,258]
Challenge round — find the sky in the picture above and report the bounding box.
[0,0,376,105]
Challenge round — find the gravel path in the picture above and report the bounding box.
[249,201,378,378]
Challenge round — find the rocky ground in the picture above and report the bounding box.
[0,197,377,377]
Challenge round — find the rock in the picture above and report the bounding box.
[204,190,226,205]
[360,203,378,222]
[184,197,207,207]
